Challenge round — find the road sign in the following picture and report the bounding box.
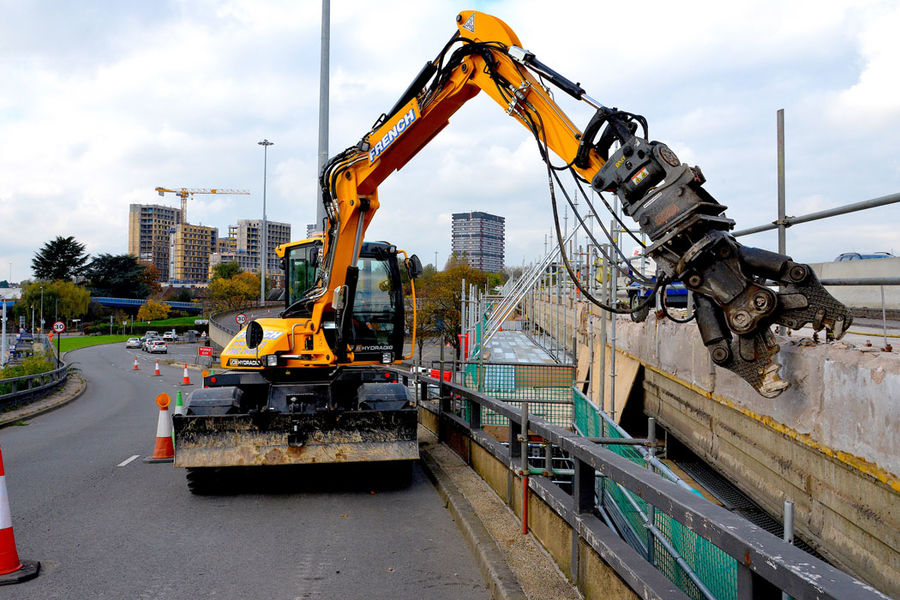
[198,346,213,357]
[52,321,66,334]
[235,313,247,326]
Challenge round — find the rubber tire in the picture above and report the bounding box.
[186,467,233,495]
[630,293,650,323]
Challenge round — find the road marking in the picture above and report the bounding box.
[117,454,140,467]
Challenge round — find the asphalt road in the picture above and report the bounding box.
[0,343,489,599]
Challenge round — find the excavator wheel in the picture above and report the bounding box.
[186,467,237,495]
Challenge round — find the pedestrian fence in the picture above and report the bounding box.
[403,363,884,600]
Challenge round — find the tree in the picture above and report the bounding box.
[137,262,162,297]
[84,254,152,298]
[212,261,242,280]
[31,236,89,281]
[13,280,90,326]
[137,299,171,322]
[417,255,487,359]
[208,272,259,310]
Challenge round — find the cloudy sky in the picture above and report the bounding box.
[1,0,899,283]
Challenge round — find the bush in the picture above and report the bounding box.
[1,355,59,395]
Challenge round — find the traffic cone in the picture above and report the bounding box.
[181,364,191,386]
[133,356,139,370]
[0,447,40,584]
[174,390,185,416]
[153,361,161,376]
[144,394,174,463]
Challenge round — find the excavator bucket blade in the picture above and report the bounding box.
[173,409,418,468]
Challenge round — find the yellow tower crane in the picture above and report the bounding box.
[154,187,250,224]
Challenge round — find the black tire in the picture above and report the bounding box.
[186,467,234,495]
[630,293,650,323]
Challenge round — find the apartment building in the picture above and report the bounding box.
[234,219,292,284]
[127,204,182,281]
[168,223,218,284]
[451,211,505,272]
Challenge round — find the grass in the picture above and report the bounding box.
[147,316,205,327]
[58,334,132,353]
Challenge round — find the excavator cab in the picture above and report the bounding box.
[282,238,408,364]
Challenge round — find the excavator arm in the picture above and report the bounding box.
[309,10,851,397]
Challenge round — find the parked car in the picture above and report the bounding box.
[834,252,894,261]
[162,331,177,342]
[148,340,168,354]
[125,337,142,349]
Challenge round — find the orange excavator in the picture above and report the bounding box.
[174,11,851,489]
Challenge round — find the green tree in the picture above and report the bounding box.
[84,254,152,298]
[418,255,487,359]
[13,280,91,326]
[208,272,259,310]
[31,236,89,281]
[212,261,242,280]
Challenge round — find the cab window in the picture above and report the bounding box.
[351,257,396,345]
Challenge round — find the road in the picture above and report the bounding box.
[0,343,489,599]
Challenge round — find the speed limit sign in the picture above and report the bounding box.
[52,321,66,334]
[235,313,247,326]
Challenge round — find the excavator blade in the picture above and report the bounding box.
[173,409,418,468]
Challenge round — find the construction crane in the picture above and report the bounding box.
[154,187,250,224]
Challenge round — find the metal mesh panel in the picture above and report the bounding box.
[574,389,738,600]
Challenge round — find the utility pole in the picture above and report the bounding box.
[258,139,274,305]
[316,0,331,232]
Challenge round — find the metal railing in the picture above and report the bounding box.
[409,371,889,600]
[0,362,69,412]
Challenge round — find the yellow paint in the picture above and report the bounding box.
[631,355,900,493]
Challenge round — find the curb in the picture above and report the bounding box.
[419,448,526,600]
[0,373,87,429]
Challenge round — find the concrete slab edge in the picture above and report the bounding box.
[419,449,526,600]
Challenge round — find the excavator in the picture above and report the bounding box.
[173,11,851,489]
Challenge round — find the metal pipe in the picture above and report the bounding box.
[609,220,618,421]
[777,109,786,256]
[782,499,795,600]
[617,485,717,600]
[882,286,889,349]
[732,191,900,237]
[819,277,900,286]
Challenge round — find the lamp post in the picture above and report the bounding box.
[258,139,274,305]
[40,285,44,336]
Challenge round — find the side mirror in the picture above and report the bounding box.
[308,247,319,268]
[406,254,423,279]
[246,320,264,349]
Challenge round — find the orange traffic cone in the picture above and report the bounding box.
[181,364,191,386]
[143,394,174,463]
[133,356,139,370]
[153,361,161,376]
[0,447,40,584]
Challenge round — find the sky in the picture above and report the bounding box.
[1,0,899,283]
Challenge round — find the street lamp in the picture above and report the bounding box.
[258,139,274,305]
[40,285,44,336]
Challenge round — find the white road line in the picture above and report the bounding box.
[117,454,140,467]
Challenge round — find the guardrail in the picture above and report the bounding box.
[0,362,69,412]
[409,371,889,600]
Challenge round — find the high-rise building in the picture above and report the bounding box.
[451,211,505,272]
[128,204,182,281]
[168,223,218,284]
[234,219,292,285]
